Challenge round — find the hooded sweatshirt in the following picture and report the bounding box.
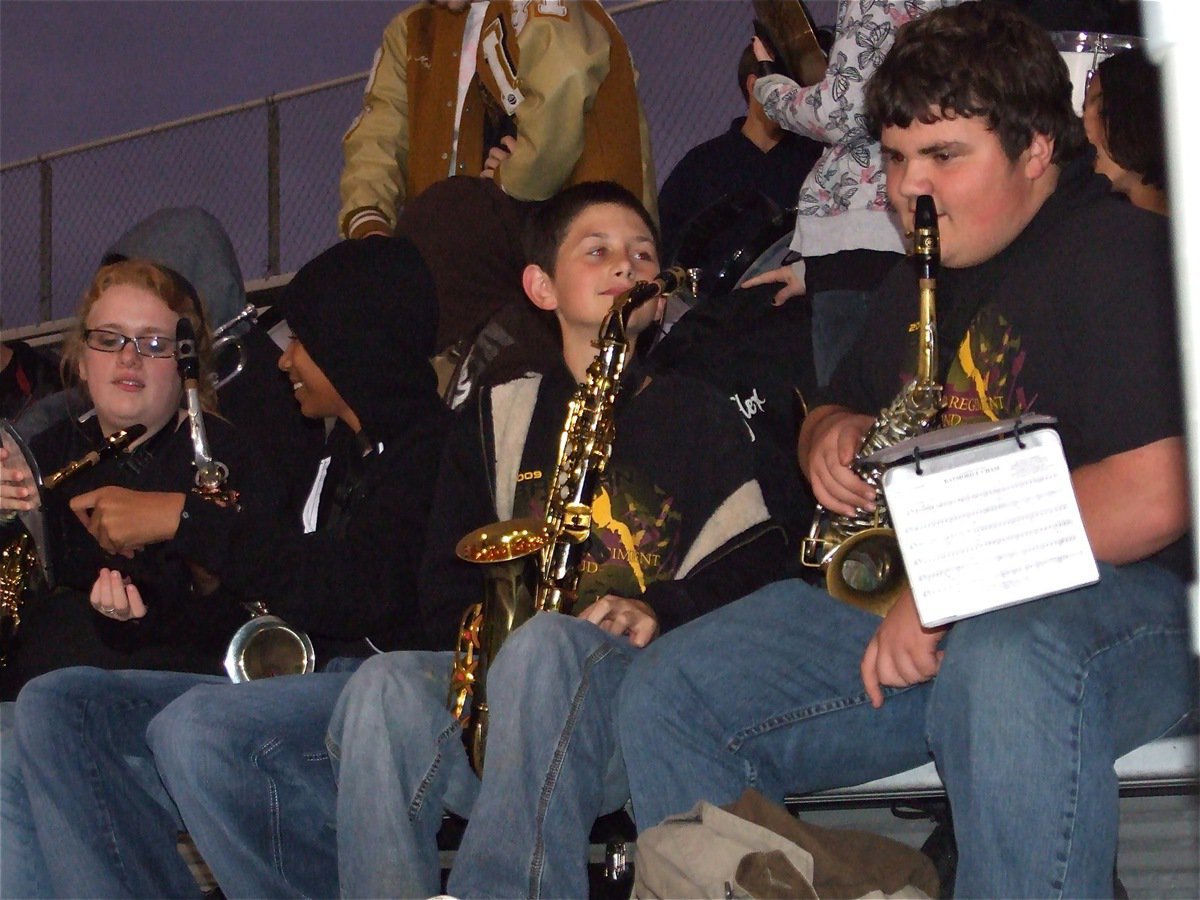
[171,236,451,656]
[15,207,325,504]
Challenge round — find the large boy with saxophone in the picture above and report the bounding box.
[617,5,1195,898]
[328,181,793,897]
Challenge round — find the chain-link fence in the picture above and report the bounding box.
[1,0,825,334]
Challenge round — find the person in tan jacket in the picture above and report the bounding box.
[339,0,657,240]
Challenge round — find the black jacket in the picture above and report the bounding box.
[1,412,273,698]
[418,363,793,650]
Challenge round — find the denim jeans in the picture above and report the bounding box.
[2,701,51,898]
[15,668,224,898]
[328,614,639,898]
[149,662,360,899]
[15,661,361,899]
[618,563,1197,898]
[810,288,873,386]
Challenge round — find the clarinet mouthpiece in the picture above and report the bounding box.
[176,317,200,382]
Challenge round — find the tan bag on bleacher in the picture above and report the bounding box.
[633,788,940,899]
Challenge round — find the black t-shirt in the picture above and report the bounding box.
[829,159,1187,578]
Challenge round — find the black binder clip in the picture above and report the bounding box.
[1011,416,1028,450]
[913,444,924,476]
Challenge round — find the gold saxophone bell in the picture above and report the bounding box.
[823,527,908,617]
[224,609,317,682]
[448,518,549,773]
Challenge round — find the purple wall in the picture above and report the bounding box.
[0,1,839,329]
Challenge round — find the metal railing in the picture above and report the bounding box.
[0,0,761,334]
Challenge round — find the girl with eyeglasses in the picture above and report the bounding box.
[0,259,282,897]
[0,258,279,692]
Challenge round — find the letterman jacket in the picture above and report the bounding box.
[340,0,657,239]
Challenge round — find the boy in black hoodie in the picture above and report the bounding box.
[13,237,451,899]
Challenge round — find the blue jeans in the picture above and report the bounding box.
[14,661,361,899]
[618,563,1198,898]
[15,668,223,898]
[328,615,638,898]
[2,701,51,898]
[148,662,360,899]
[810,288,873,386]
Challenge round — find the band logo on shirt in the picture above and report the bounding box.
[730,388,766,442]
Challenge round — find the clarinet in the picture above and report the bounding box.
[175,318,235,502]
[175,318,316,681]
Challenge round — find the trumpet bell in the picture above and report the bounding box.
[825,526,908,617]
[210,333,248,390]
[224,615,316,682]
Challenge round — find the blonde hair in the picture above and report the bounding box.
[63,259,219,414]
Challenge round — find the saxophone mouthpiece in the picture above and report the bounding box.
[629,266,688,304]
[176,317,200,383]
[915,195,937,230]
[913,195,939,277]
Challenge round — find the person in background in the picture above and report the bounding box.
[338,0,656,241]
[657,43,822,266]
[743,0,963,385]
[340,1,659,397]
[1083,47,1168,215]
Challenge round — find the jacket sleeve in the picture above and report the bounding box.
[339,10,412,238]
[494,6,611,201]
[417,395,503,651]
[172,425,441,643]
[642,524,792,634]
[753,0,912,145]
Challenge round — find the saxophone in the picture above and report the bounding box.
[447,268,691,774]
[800,195,943,615]
[1,421,147,665]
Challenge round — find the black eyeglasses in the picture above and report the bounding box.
[83,329,177,359]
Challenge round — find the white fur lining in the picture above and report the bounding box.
[490,374,542,520]
[676,481,771,579]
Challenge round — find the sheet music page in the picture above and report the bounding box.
[882,429,1098,627]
